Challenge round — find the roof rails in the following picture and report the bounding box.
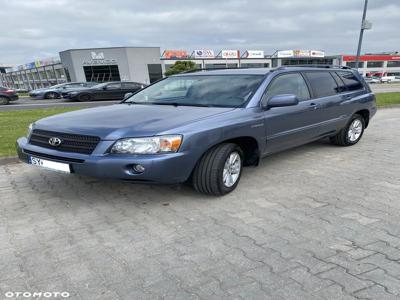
[277,64,351,70]
[181,66,271,74]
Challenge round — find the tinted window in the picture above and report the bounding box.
[106,83,121,90]
[337,71,363,91]
[304,72,338,98]
[367,61,384,68]
[263,73,310,104]
[123,82,141,89]
[330,72,347,93]
[387,61,400,68]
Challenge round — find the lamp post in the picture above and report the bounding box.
[355,0,372,70]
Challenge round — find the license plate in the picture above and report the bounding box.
[29,156,71,173]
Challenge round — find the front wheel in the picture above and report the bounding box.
[330,114,365,146]
[0,96,9,105]
[192,143,243,196]
[44,92,59,99]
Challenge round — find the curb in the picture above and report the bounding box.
[0,156,19,165]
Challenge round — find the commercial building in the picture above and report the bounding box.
[340,53,400,77]
[1,47,399,90]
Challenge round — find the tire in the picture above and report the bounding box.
[192,143,243,196]
[78,94,92,102]
[0,96,9,105]
[44,92,59,99]
[330,114,365,146]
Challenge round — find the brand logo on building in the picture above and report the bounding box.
[221,50,240,59]
[193,50,215,58]
[162,50,189,59]
[91,52,105,60]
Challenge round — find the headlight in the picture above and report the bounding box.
[111,135,182,154]
[27,123,33,138]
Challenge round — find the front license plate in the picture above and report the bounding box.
[29,156,71,173]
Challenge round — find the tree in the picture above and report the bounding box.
[165,61,197,76]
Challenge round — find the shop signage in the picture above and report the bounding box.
[221,50,240,59]
[243,50,264,58]
[162,50,189,59]
[193,49,215,58]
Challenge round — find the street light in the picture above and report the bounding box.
[355,0,372,70]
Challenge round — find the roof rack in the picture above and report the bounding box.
[276,64,351,70]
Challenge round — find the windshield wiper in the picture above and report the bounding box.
[149,102,212,107]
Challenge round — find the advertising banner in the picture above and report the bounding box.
[277,50,294,58]
[310,50,325,58]
[162,50,189,59]
[193,49,215,58]
[221,50,240,59]
[243,50,264,58]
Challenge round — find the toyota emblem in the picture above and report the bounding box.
[48,137,62,147]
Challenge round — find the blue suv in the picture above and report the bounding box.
[17,66,376,195]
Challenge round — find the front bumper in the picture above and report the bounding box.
[16,137,195,184]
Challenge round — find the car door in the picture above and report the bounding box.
[262,72,323,154]
[99,83,121,100]
[302,71,349,136]
[122,82,141,95]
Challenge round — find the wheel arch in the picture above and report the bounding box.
[354,109,370,128]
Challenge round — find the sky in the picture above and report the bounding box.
[0,0,399,65]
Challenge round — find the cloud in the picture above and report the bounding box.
[0,0,399,64]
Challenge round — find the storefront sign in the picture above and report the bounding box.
[243,50,264,58]
[221,50,240,59]
[162,50,189,59]
[82,52,117,65]
[310,50,325,58]
[193,49,215,58]
[277,50,294,58]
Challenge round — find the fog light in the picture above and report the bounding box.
[133,164,145,173]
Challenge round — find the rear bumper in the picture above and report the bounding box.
[16,137,195,184]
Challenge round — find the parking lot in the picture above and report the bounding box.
[0,107,399,299]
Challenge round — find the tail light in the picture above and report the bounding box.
[4,89,15,94]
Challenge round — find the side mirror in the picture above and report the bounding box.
[124,92,133,100]
[266,94,299,108]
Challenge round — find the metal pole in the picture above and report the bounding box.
[355,0,368,69]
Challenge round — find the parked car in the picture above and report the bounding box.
[62,81,146,101]
[17,66,376,195]
[0,86,19,105]
[29,82,97,99]
[380,76,400,83]
[364,76,381,84]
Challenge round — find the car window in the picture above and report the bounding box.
[106,83,121,90]
[123,82,142,89]
[125,75,264,108]
[337,71,364,91]
[66,83,82,88]
[330,72,347,93]
[263,73,310,104]
[304,72,339,98]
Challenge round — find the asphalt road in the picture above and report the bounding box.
[1,108,399,299]
[370,83,400,93]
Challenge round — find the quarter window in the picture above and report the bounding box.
[337,71,363,91]
[304,72,338,98]
[263,73,310,104]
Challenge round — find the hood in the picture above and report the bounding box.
[34,104,235,140]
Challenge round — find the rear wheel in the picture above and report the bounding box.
[78,94,92,102]
[0,96,9,105]
[44,92,59,99]
[330,114,365,146]
[192,143,243,196]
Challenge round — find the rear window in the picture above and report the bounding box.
[337,71,364,91]
[304,72,339,98]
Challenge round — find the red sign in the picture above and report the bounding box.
[162,50,188,59]
[343,55,400,62]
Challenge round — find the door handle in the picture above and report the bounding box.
[309,102,319,110]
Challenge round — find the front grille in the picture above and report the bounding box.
[29,129,100,154]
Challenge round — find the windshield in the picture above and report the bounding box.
[124,75,264,107]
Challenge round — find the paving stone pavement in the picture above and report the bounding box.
[0,108,400,300]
